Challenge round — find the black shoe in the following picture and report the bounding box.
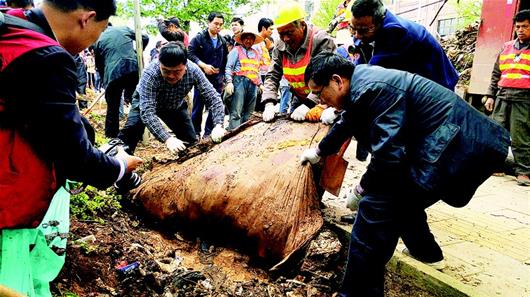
[340,213,356,224]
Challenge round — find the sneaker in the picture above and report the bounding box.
[402,248,446,270]
[516,175,530,186]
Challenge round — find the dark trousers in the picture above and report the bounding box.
[191,77,221,137]
[104,72,138,138]
[491,99,530,176]
[254,74,267,112]
[118,93,197,153]
[339,185,442,297]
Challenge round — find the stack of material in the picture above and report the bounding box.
[441,22,479,86]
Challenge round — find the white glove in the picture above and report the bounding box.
[225,82,234,96]
[211,124,226,143]
[346,185,364,211]
[299,148,321,164]
[290,104,310,121]
[263,103,276,122]
[321,107,338,125]
[165,136,186,154]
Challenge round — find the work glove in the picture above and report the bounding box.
[225,82,234,96]
[321,107,338,125]
[211,124,226,143]
[346,184,364,211]
[299,148,321,165]
[305,104,326,122]
[165,136,186,154]
[291,104,310,121]
[263,102,276,122]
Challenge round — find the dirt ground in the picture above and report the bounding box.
[51,104,437,297]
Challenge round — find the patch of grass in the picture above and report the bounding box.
[70,185,121,223]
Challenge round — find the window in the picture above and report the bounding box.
[438,18,459,36]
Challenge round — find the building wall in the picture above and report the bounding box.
[384,0,459,37]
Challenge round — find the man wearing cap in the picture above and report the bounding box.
[158,17,189,47]
[261,1,336,123]
[224,30,264,130]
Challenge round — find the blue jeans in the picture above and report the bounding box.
[279,85,292,113]
[228,76,257,130]
[340,183,442,296]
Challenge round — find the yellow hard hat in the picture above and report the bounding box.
[274,1,307,29]
[344,0,354,22]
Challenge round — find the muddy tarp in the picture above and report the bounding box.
[133,119,329,266]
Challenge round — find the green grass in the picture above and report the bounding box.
[70,185,121,224]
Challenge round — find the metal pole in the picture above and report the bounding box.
[133,0,143,74]
[133,0,150,144]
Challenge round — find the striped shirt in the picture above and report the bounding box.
[138,59,225,142]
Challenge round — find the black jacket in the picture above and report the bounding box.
[93,26,149,88]
[0,9,122,188]
[319,65,510,207]
[188,29,228,89]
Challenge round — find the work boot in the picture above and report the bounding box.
[402,248,446,270]
[516,175,530,186]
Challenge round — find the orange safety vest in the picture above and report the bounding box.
[234,45,261,85]
[258,42,271,74]
[282,28,315,99]
[498,40,530,89]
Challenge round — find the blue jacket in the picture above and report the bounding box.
[318,65,509,207]
[188,29,228,90]
[369,10,459,90]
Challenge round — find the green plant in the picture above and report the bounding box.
[451,0,482,29]
[311,0,343,34]
[117,0,269,31]
[70,185,121,223]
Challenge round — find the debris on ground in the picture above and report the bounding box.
[440,22,479,87]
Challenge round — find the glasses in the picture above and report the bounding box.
[310,84,330,99]
[349,24,376,35]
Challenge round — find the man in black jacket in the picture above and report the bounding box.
[188,11,228,138]
[300,53,509,297]
[0,1,142,293]
[93,25,149,138]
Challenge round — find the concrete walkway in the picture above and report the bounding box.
[417,174,530,296]
[324,143,530,296]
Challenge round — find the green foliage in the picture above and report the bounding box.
[311,0,343,34]
[451,0,483,29]
[70,185,121,223]
[117,0,269,31]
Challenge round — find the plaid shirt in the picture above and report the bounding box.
[138,60,225,142]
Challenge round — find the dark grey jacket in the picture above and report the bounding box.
[93,26,149,88]
[319,65,510,207]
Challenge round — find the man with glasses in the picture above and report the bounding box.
[349,0,458,90]
[117,42,226,155]
[261,1,336,123]
[484,9,530,186]
[300,52,509,297]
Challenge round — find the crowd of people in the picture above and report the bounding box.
[0,0,527,296]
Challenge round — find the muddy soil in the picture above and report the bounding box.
[51,107,437,296]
